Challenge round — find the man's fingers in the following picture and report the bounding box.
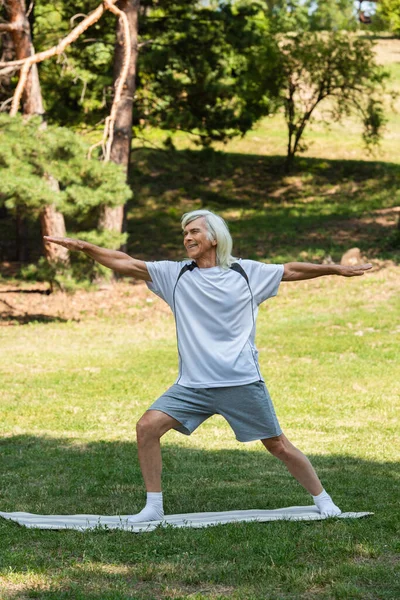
[43,236,82,251]
[343,263,373,276]
[354,263,373,274]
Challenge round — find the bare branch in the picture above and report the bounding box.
[88,0,132,162]
[0,65,19,76]
[138,39,155,49]
[0,96,13,112]
[0,0,119,69]
[10,60,30,115]
[0,21,22,32]
[26,2,34,19]
[3,0,132,166]
[70,14,88,28]
[102,0,132,162]
[87,139,103,160]
[1,0,119,116]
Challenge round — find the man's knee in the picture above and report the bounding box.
[136,412,159,441]
[136,410,176,442]
[262,435,292,461]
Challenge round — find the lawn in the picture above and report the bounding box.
[0,36,399,600]
[0,267,399,599]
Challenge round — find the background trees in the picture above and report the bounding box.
[276,32,388,169]
[0,0,397,276]
[378,0,400,36]
[0,114,131,284]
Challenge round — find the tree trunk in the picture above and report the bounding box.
[0,23,15,107]
[99,0,140,241]
[4,0,68,265]
[5,0,44,117]
[41,175,69,264]
[15,206,28,262]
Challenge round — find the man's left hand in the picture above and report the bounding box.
[338,264,373,277]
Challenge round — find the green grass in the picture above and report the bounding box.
[127,149,400,264]
[0,269,399,599]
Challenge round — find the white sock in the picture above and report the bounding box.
[312,489,341,517]
[127,492,164,523]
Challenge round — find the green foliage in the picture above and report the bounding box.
[17,0,381,147]
[68,229,128,282]
[20,229,127,290]
[33,0,116,124]
[19,256,60,286]
[306,0,358,32]
[29,0,282,144]
[362,98,387,149]
[0,113,131,286]
[136,2,281,144]
[267,0,313,33]
[0,114,132,220]
[377,0,400,36]
[275,32,389,166]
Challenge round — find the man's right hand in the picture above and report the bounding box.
[43,236,151,281]
[43,236,85,251]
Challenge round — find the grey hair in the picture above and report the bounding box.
[181,209,235,269]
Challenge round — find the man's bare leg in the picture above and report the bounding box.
[261,433,341,516]
[128,410,181,523]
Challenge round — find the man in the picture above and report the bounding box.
[45,209,372,523]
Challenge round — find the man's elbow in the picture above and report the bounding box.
[282,263,296,281]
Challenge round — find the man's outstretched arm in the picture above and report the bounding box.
[282,262,372,281]
[43,237,151,281]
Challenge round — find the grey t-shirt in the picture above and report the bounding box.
[145,259,284,388]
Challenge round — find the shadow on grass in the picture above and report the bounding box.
[128,149,400,263]
[0,288,75,325]
[0,288,51,295]
[0,313,71,325]
[0,435,398,599]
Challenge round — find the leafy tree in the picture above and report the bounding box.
[0,114,132,283]
[276,32,389,168]
[31,0,117,125]
[25,1,281,145]
[1,0,71,264]
[306,0,358,31]
[136,1,281,144]
[377,0,400,36]
[266,0,311,33]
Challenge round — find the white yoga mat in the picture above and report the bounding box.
[0,506,372,533]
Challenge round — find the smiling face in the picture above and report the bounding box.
[183,217,217,267]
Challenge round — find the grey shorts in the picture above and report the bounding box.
[148,381,282,442]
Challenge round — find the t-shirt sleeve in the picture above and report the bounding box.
[241,259,284,305]
[145,260,188,308]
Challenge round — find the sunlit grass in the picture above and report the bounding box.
[0,269,399,599]
[131,40,400,165]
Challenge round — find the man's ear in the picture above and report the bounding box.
[212,239,217,247]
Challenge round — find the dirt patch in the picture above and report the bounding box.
[0,280,169,326]
[353,553,400,567]
[374,38,400,66]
